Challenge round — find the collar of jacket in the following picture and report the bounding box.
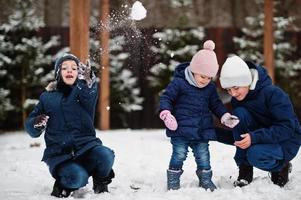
[249,68,259,90]
[45,81,57,91]
[184,67,206,88]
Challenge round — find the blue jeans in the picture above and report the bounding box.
[169,137,211,170]
[56,145,115,189]
[233,107,285,172]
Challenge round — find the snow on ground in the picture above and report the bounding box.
[0,129,301,200]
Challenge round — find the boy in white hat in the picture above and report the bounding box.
[219,55,301,187]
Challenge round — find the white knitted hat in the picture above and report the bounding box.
[219,55,252,89]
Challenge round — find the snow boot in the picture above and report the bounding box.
[93,169,115,193]
[93,180,108,193]
[50,180,72,198]
[233,165,253,187]
[271,162,292,187]
[196,169,217,191]
[167,169,183,190]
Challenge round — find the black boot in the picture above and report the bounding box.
[50,180,72,198]
[271,162,292,187]
[93,170,115,194]
[233,165,253,187]
[93,180,108,193]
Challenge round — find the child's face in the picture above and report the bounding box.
[226,86,250,101]
[60,60,78,85]
[193,73,212,87]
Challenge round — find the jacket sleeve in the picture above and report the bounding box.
[76,80,98,115]
[250,87,296,144]
[209,85,228,118]
[24,96,45,138]
[159,78,180,112]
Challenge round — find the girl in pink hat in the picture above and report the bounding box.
[159,40,239,191]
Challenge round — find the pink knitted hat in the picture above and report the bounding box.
[189,40,219,77]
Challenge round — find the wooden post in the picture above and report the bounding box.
[264,0,274,82]
[69,0,90,61]
[98,0,110,130]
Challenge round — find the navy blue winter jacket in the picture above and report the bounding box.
[159,62,227,141]
[232,61,301,161]
[25,80,102,177]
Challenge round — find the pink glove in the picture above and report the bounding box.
[159,110,178,131]
[221,112,240,128]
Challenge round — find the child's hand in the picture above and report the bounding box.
[221,112,239,128]
[159,110,178,131]
[234,134,251,149]
[78,59,95,87]
[33,114,49,129]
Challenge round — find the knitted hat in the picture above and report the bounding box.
[219,55,252,89]
[54,53,80,80]
[189,40,219,77]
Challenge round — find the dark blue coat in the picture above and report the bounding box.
[159,62,227,141]
[232,61,301,161]
[25,80,102,177]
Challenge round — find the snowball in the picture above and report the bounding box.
[130,1,147,21]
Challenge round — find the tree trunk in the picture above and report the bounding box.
[69,0,90,61]
[264,0,274,82]
[98,0,110,130]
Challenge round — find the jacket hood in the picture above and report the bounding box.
[45,81,57,91]
[174,62,190,79]
[245,61,272,97]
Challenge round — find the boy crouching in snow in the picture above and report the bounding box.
[25,53,115,197]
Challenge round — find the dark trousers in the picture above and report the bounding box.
[56,145,114,189]
[232,107,285,172]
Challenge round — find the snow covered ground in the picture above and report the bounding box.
[0,129,301,200]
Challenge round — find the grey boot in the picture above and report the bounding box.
[167,169,183,190]
[196,169,217,191]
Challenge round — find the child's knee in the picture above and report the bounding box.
[233,107,254,131]
[233,107,251,122]
[58,164,89,189]
[88,147,115,177]
[93,146,115,167]
[173,148,188,161]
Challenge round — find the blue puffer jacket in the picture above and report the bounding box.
[159,62,227,141]
[25,80,102,177]
[232,61,301,161]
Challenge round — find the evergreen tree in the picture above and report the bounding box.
[89,35,144,128]
[233,0,301,111]
[147,27,205,95]
[169,0,193,8]
[0,0,59,128]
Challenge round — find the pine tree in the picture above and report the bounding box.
[0,0,59,128]
[233,0,301,109]
[89,35,144,128]
[169,0,193,8]
[147,27,205,95]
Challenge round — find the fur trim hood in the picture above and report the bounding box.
[45,81,57,92]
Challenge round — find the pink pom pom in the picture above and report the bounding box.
[203,40,215,51]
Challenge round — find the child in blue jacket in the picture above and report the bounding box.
[25,54,115,198]
[219,55,301,187]
[159,40,239,191]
